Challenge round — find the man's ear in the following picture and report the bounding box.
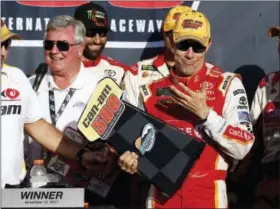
[78,43,85,57]
[170,38,176,54]
[205,39,212,53]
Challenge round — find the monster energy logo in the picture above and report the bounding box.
[87,10,105,20]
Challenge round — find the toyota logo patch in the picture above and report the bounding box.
[104,69,116,77]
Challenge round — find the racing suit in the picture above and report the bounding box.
[250,71,280,208]
[83,55,130,86]
[133,63,255,208]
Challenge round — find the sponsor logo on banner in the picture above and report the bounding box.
[135,123,156,155]
[17,1,89,7]
[109,1,183,9]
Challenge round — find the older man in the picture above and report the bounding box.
[26,15,123,208]
[1,19,108,188]
[118,11,255,208]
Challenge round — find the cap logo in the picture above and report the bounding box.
[172,12,181,20]
[87,9,107,27]
[182,19,202,29]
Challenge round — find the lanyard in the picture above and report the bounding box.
[48,84,76,125]
[42,82,76,162]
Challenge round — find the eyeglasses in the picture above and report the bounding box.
[176,40,207,53]
[43,40,80,51]
[86,29,108,38]
[1,39,11,50]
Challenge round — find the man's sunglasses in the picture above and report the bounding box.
[86,30,108,38]
[43,40,80,51]
[2,39,11,50]
[176,40,207,53]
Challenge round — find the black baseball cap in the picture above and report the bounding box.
[74,2,110,31]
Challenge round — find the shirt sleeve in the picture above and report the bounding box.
[202,77,255,160]
[21,72,44,124]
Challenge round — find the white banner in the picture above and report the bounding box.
[1,188,84,208]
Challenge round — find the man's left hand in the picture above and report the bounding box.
[170,82,210,120]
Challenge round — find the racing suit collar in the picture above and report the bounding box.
[169,62,208,86]
[82,56,101,67]
[153,54,171,77]
[153,54,165,68]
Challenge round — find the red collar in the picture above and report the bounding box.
[153,54,165,68]
[82,56,102,67]
[169,63,208,86]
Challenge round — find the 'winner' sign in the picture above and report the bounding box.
[78,78,124,141]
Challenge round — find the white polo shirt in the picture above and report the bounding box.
[1,64,43,188]
[26,63,103,168]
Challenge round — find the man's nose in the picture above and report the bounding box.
[50,43,60,53]
[93,34,101,44]
[185,47,194,59]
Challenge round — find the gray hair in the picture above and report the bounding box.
[46,15,85,44]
